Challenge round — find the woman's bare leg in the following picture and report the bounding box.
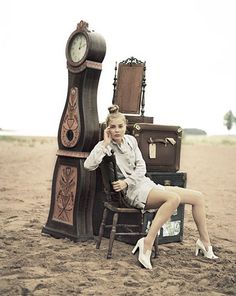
[143,188,180,251]
[165,186,211,248]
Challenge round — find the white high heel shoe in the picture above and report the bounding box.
[132,238,152,269]
[195,239,219,259]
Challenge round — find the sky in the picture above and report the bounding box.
[0,0,236,136]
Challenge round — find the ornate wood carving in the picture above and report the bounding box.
[120,56,143,65]
[61,87,80,148]
[77,20,89,32]
[56,150,89,159]
[52,165,77,225]
[67,60,103,73]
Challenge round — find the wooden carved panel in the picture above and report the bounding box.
[61,87,80,148]
[52,165,77,225]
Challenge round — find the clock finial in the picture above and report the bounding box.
[77,20,89,31]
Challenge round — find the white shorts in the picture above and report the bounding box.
[125,176,165,210]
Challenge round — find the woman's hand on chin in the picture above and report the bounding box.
[103,127,112,147]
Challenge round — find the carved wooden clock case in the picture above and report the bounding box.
[42,21,106,241]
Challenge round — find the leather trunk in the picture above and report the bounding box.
[145,171,187,244]
[127,123,183,172]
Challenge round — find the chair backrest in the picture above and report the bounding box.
[99,151,131,207]
[112,57,146,116]
[99,152,117,198]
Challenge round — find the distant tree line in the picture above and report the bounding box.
[224,110,236,131]
[183,128,207,136]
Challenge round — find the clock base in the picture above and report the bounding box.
[41,225,94,242]
[42,156,96,243]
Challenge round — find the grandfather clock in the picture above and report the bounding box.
[42,20,106,241]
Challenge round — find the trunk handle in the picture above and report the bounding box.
[147,137,176,146]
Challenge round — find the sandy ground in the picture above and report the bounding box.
[0,136,236,296]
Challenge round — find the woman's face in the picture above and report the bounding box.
[108,117,126,144]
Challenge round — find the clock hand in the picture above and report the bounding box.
[78,43,86,50]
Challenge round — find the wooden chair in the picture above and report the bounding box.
[96,151,159,259]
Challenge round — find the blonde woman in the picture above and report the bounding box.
[84,105,218,269]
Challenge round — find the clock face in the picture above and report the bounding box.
[69,33,87,63]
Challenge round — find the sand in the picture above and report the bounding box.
[0,136,236,296]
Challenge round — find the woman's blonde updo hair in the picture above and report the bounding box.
[105,105,127,126]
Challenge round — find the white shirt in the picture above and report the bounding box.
[84,134,147,187]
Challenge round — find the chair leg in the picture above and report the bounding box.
[107,212,119,259]
[96,208,108,249]
[153,235,159,258]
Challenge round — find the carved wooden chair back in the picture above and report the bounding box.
[112,56,146,116]
[99,150,130,208]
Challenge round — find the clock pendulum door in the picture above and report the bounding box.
[42,20,106,241]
